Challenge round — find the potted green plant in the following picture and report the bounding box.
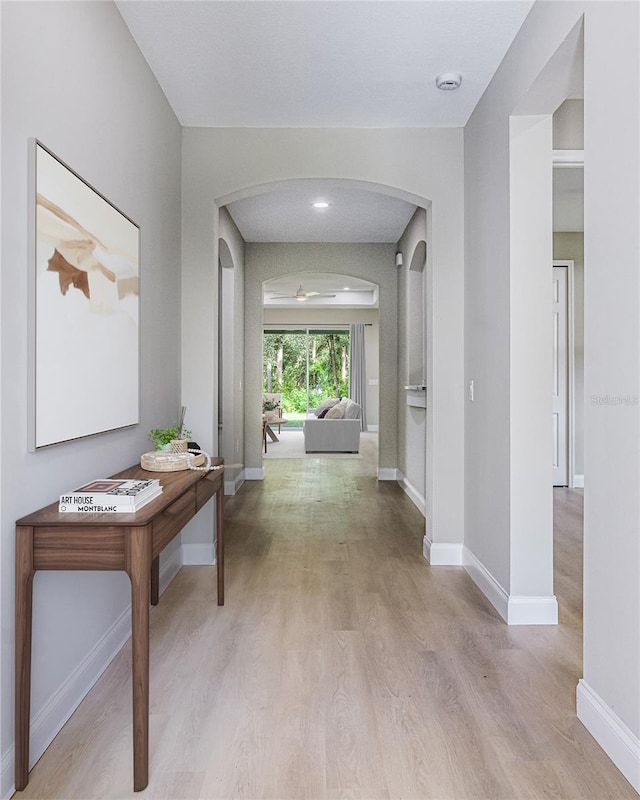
[148,424,193,451]
[149,407,192,451]
[263,398,279,421]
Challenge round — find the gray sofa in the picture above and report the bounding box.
[303,398,362,453]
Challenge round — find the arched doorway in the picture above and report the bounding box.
[261,271,380,460]
[182,160,464,567]
[217,179,423,480]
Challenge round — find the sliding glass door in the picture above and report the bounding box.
[263,328,350,427]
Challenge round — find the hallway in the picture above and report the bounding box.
[17,465,635,799]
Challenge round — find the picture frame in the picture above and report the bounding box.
[28,140,140,449]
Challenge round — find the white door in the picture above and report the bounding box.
[552,266,568,486]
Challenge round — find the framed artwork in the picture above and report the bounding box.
[29,141,140,449]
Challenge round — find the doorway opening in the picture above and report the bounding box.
[552,261,575,488]
[551,112,585,657]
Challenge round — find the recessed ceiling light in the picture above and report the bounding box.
[435,72,462,91]
[343,286,350,291]
[312,201,330,209]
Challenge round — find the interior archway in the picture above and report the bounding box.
[181,136,464,570]
[261,271,380,459]
[215,177,434,506]
[216,176,430,212]
[217,237,235,482]
[409,240,427,273]
[218,237,234,270]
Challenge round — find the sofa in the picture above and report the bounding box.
[303,398,362,453]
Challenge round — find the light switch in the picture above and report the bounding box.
[469,380,474,402]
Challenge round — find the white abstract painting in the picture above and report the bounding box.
[33,142,139,448]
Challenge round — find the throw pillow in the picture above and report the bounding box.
[325,404,345,419]
[317,407,330,419]
[316,398,340,413]
[344,401,361,420]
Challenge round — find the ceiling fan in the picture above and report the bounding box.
[269,285,336,302]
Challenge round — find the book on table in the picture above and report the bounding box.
[59,479,163,513]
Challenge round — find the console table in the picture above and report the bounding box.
[15,459,224,792]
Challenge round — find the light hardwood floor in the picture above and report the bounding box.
[15,462,636,799]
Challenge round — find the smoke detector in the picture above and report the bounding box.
[435,72,462,91]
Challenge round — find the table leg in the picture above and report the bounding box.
[265,424,279,443]
[125,526,152,791]
[15,526,35,791]
[216,487,225,606]
[151,556,160,606]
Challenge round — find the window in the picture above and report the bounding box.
[263,328,350,426]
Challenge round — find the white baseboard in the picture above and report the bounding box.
[245,467,264,480]
[507,595,558,625]
[577,679,640,793]
[423,536,464,565]
[573,474,584,488]
[367,425,379,432]
[1,604,132,799]
[462,546,557,625]
[398,475,426,517]
[159,547,182,594]
[378,467,400,481]
[181,543,215,565]
[224,469,245,496]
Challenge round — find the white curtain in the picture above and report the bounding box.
[349,324,367,431]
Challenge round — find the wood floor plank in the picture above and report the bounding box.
[14,450,638,799]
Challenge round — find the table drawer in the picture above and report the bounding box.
[34,527,125,570]
[152,489,196,556]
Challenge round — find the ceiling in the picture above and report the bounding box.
[227,182,416,243]
[116,1,534,128]
[115,0,538,303]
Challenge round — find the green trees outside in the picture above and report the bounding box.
[264,330,350,413]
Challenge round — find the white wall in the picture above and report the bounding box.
[218,207,245,493]
[581,1,639,770]
[182,127,464,547]
[553,99,584,149]
[465,9,581,606]
[509,114,554,601]
[396,209,427,514]
[0,2,182,793]
[465,0,639,788]
[554,233,584,477]
[263,307,380,426]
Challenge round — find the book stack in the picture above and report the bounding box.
[59,478,162,513]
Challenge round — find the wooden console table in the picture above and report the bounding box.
[15,459,224,792]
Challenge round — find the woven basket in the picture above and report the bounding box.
[141,450,205,472]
